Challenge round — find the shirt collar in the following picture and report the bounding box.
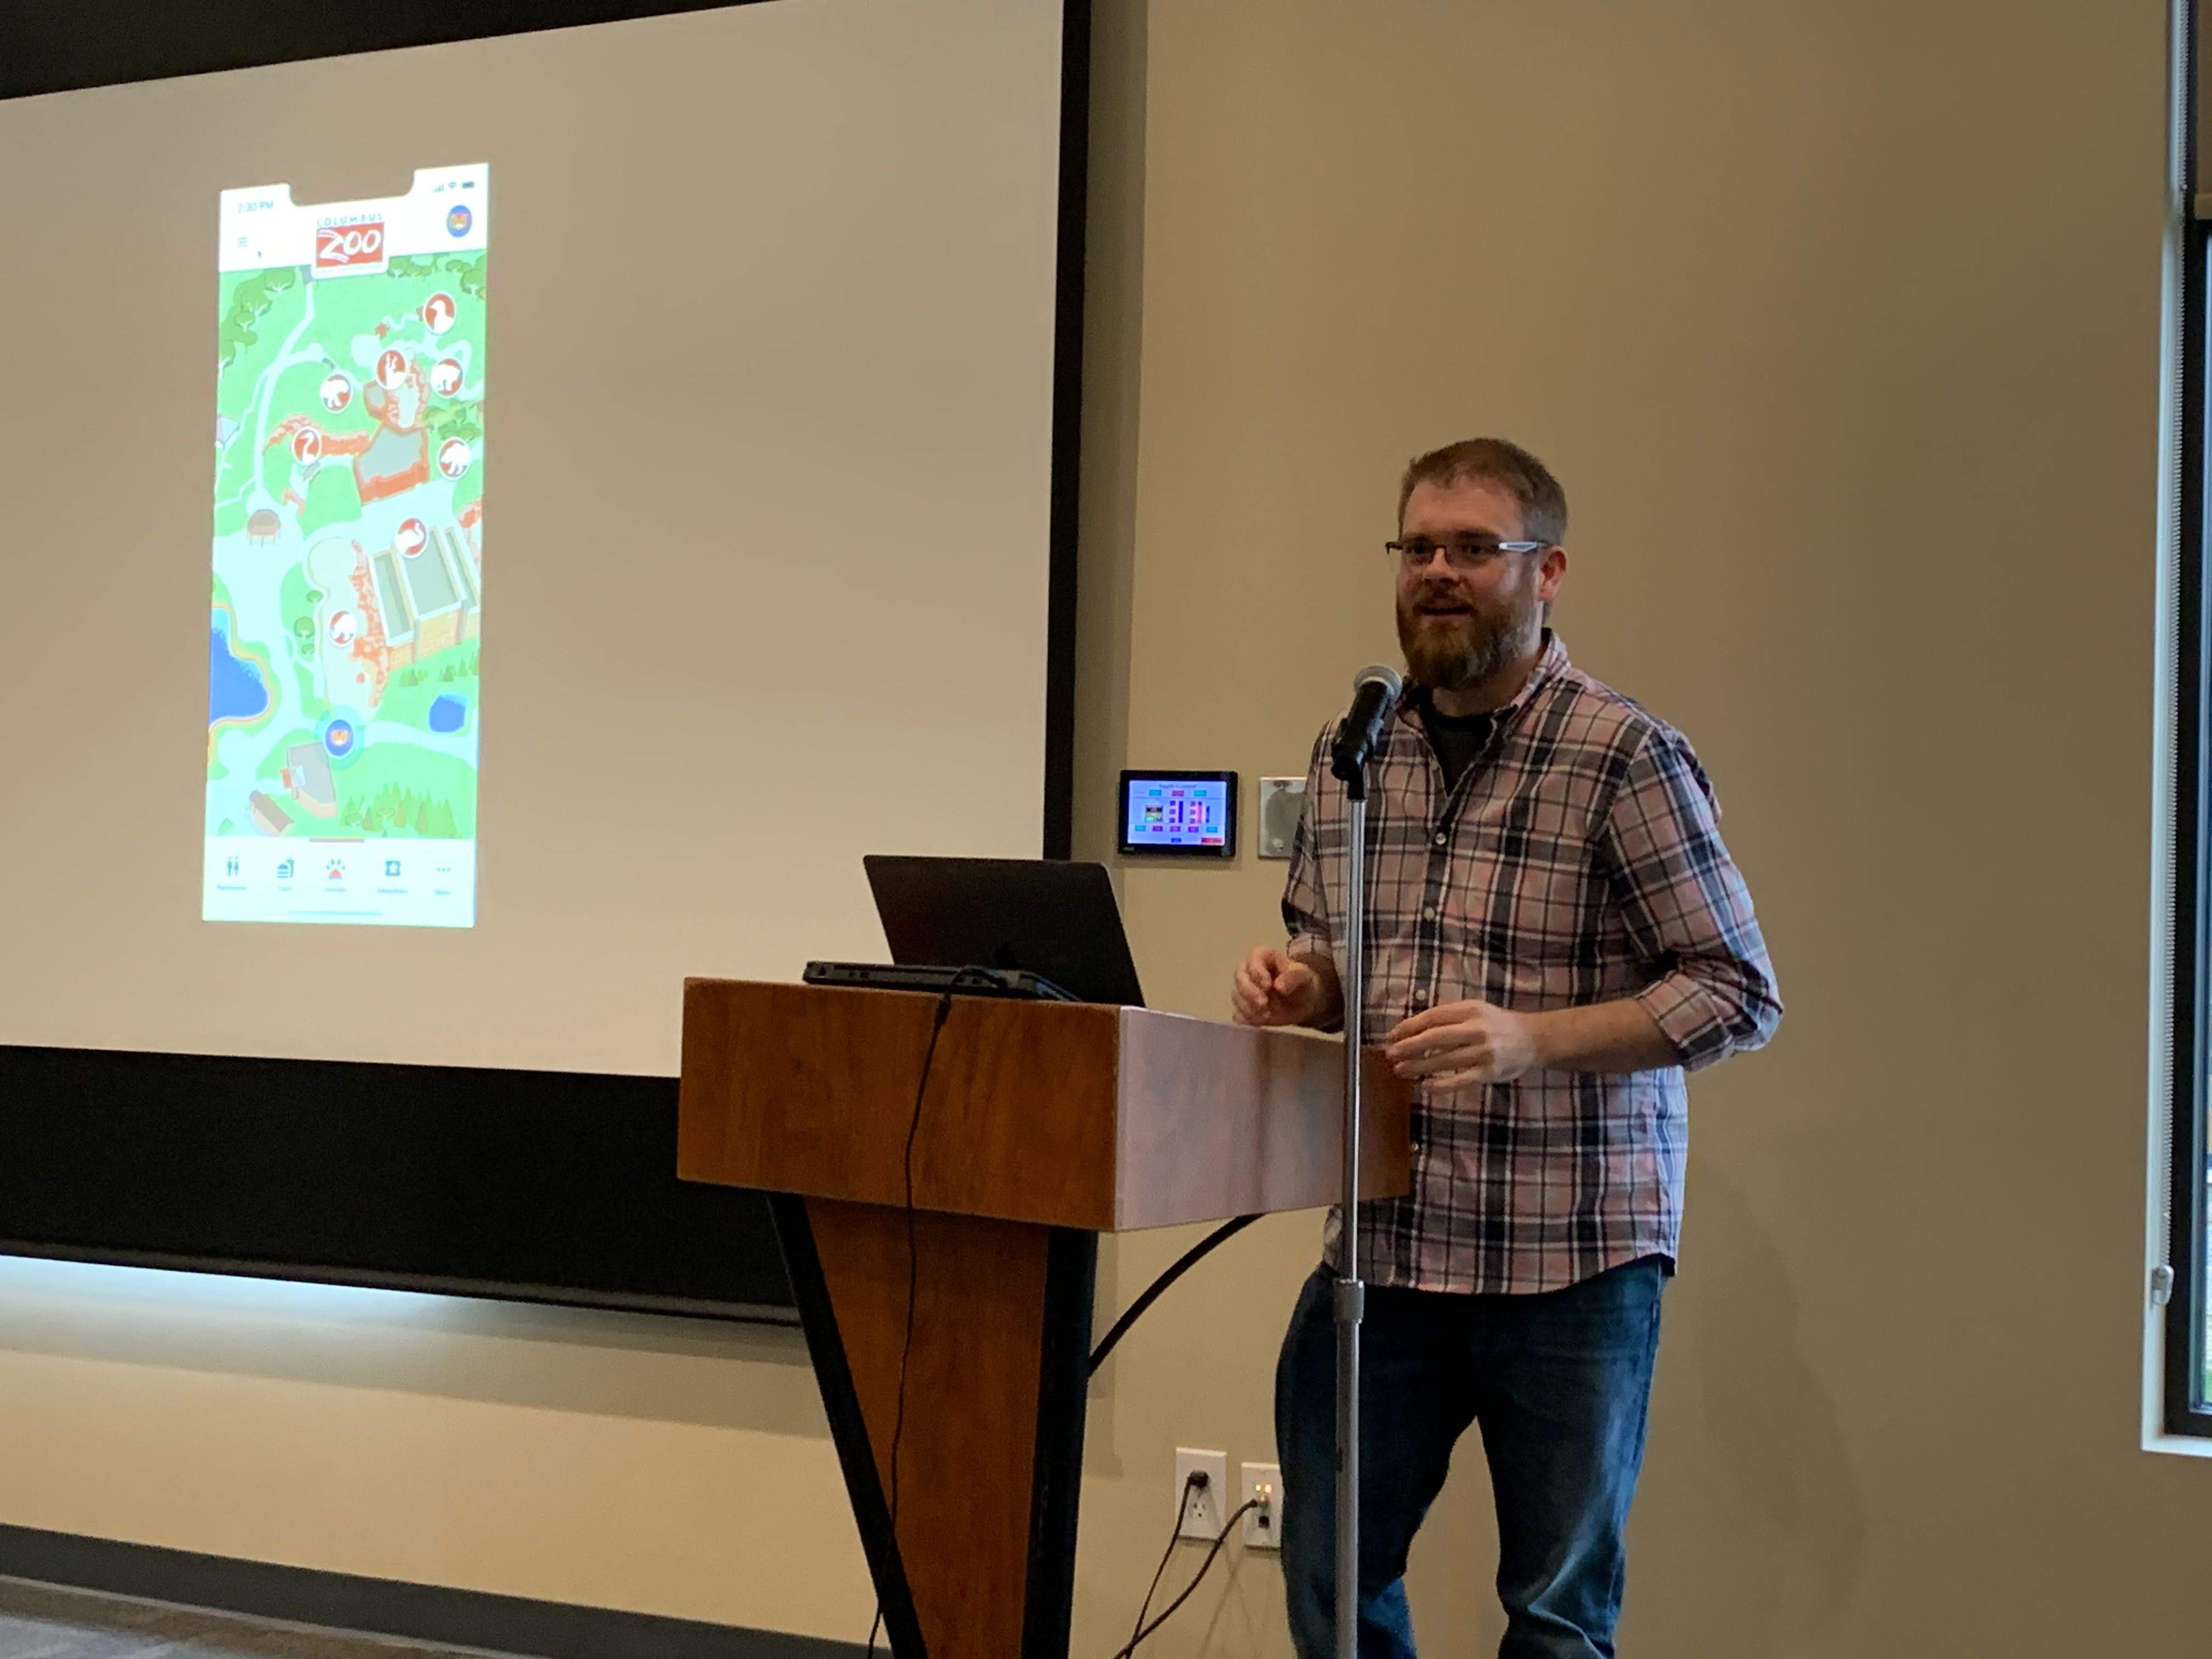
[1393,630,1569,730]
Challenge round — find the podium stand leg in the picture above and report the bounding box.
[771,1194,1097,1659]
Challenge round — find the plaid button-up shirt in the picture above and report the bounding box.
[1283,634,1781,1295]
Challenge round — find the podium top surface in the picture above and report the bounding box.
[677,978,1410,1232]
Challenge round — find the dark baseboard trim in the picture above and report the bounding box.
[0,1526,863,1659]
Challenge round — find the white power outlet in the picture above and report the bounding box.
[1173,1448,1229,1541]
[1241,1462,1282,1550]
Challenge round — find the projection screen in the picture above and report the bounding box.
[0,0,1069,1080]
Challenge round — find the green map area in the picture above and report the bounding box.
[207,252,486,846]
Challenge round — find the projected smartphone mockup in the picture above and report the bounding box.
[205,165,487,928]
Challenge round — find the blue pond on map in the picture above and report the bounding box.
[208,614,269,727]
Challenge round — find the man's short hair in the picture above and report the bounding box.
[1397,438,1567,545]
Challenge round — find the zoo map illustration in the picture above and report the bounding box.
[206,165,486,927]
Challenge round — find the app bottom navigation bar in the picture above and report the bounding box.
[202,838,476,928]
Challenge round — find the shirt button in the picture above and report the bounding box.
[1420,905,1436,921]
[1432,832,1447,848]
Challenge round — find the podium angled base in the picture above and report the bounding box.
[770,1194,1096,1659]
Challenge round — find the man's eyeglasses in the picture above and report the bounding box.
[1386,536,1549,572]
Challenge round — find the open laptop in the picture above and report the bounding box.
[802,856,1146,1008]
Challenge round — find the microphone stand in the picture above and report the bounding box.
[1324,660,1396,1658]
[1334,759,1369,1659]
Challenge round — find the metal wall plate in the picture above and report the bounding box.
[1256,776,1306,859]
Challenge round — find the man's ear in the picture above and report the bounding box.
[1537,543,1568,603]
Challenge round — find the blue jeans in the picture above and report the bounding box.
[1274,1257,1667,1658]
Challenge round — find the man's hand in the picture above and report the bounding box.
[1384,998,1540,1088]
[1232,946,1336,1028]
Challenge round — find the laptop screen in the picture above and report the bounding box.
[864,856,1145,1008]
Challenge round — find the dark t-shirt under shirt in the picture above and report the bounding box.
[1414,691,1500,794]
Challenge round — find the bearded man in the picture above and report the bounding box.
[1231,438,1782,1659]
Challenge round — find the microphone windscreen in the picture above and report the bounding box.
[1352,663,1403,701]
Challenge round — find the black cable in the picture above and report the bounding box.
[1128,1473,1203,1652]
[1088,1215,1261,1374]
[890,991,955,1517]
[1113,1498,1262,1658]
[867,986,958,1659]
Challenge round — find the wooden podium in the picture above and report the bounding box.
[677,979,1410,1658]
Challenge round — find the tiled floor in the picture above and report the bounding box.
[0,1578,505,1659]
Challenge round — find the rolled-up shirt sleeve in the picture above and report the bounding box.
[1281,726,1337,973]
[1599,727,1782,1070]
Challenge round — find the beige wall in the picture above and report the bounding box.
[1080,2,2202,1654]
[0,1,2202,1655]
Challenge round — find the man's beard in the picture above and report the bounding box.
[1396,595,1538,692]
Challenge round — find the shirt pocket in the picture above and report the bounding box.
[1437,779,1602,1004]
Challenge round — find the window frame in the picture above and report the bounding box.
[2166,198,2212,1439]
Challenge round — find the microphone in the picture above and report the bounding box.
[1330,663,1403,785]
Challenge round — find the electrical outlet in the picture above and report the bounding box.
[1173,1448,1229,1541]
[1241,1462,1282,1550]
